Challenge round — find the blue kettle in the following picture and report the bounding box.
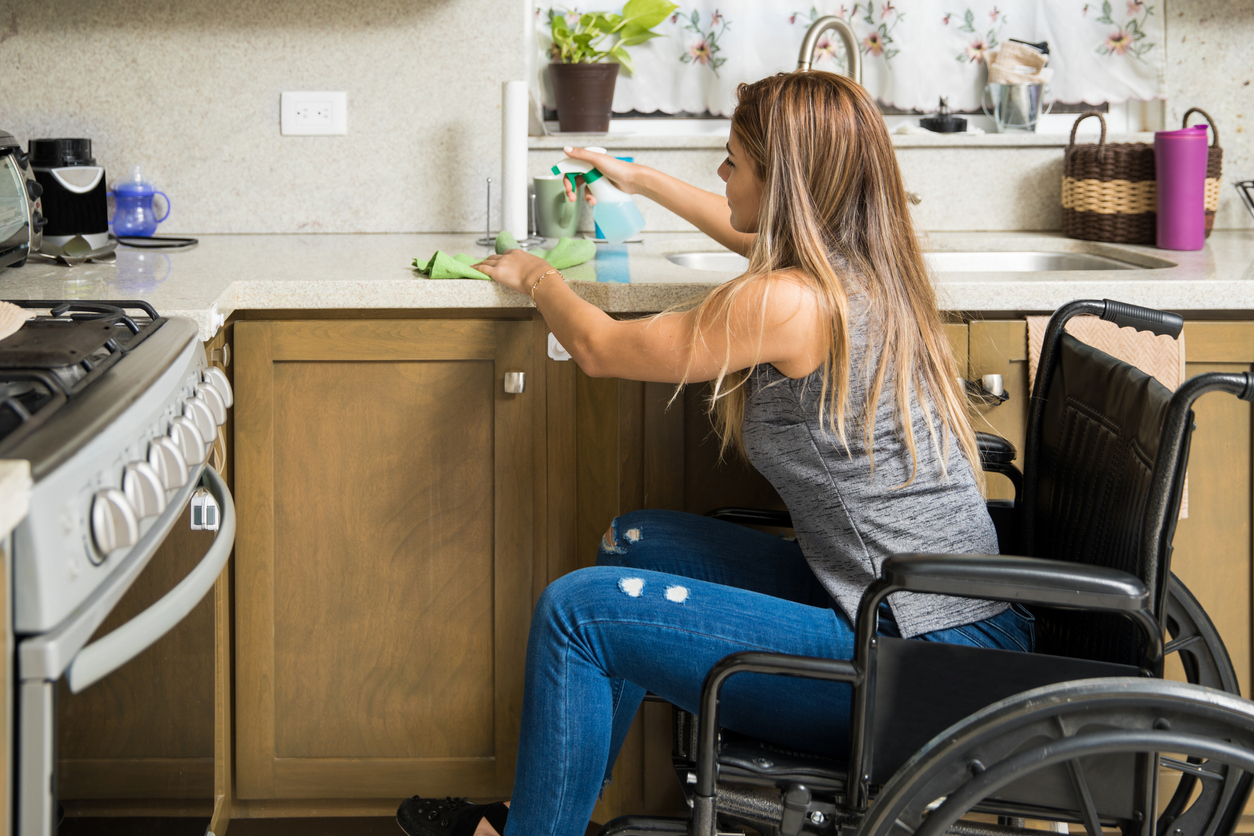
[110,165,170,237]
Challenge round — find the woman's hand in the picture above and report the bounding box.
[473,249,552,296]
[561,146,643,206]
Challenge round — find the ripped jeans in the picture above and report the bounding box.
[503,510,1034,836]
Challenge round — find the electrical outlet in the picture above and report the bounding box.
[281,91,347,136]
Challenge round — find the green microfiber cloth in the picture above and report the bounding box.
[494,232,596,270]
[411,250,490,280]
[413,232,597,280]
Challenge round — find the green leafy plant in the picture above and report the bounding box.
[548,0,679,74]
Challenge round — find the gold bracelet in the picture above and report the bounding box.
[530,268,562,301]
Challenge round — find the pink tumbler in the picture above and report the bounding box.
[1154,124,1209,250]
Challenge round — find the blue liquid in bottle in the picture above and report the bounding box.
[593,200,645,244]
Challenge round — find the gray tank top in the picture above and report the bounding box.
[741,297,1004,638]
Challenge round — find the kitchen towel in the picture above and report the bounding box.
[412,233,596,280]
[1026,314,1188,517]
[501,81,530,241]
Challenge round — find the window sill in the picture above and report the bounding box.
[528,127,1156,151]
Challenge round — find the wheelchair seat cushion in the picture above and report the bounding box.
[717,731,847,792]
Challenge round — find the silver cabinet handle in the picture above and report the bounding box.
[504,372,526,394]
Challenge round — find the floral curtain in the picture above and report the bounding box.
[531,1,1165,116]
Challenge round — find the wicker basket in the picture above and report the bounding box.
[1062,110,1225,244]
[1061,112,1155,244]
[1182,107,1224,237]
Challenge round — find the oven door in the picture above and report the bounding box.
[15,464,234,836]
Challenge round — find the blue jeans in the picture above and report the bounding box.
[503,510,1034,836]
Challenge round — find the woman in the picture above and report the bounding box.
[397,70,1033,836]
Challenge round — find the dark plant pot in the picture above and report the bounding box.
[549,61,619,133]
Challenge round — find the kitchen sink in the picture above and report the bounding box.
[667,251,750,271]
[925,251,1142,272]
[667,250,1162,273]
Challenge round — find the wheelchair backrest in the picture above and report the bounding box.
[1025,331,1186,666]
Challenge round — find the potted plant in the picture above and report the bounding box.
[547,0,678,133]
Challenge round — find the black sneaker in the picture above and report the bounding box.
[396,796,509,836]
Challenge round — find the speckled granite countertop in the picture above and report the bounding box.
[2,231,1253,340]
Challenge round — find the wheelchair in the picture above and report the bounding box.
[600,299,1254,836]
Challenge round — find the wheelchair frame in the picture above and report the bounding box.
[600,300,1254,836]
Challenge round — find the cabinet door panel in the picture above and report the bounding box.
[271,360,495,760]
[235,319,534,800]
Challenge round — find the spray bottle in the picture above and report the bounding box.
[551,146,645,244]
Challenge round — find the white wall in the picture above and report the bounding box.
[0,0,526,234]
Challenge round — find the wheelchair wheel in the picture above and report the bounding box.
[1159,574,1249,836]
[1166,573,1240,695]
[855,679,1254,836]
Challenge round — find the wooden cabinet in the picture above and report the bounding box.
[232,318,540,802]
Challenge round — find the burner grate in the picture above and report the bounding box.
[0,320,127,368]
[0,300,165,448]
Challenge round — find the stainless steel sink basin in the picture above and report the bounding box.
[667,251,750,272]
[924,251,1141,272]
[667,250,1160,273]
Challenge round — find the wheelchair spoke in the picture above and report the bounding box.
[1163,634,1203,656]
[1062,756,1105,836]
[1160,755,1224,781]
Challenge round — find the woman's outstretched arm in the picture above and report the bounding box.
[473,250,821,383]
[560,146,755,257]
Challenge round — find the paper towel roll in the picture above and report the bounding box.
[502,80,529,240]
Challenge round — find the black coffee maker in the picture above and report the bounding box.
[29,138,114,261]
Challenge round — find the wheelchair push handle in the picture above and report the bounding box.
[1101,299,1184,338]
[1175,370,1254,404]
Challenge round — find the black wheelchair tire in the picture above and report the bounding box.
[854,679,1254,836]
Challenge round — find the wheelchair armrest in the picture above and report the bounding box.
[975,432,1017,467]
[879,553,1150,612]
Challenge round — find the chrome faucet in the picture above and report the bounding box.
[797,16,862,84]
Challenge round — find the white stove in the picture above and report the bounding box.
[0,300,235,836]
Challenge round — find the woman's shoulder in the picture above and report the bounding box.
[735,267,817,305]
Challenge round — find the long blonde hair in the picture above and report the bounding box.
[683,71,981,490]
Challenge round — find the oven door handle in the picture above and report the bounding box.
[64,465,235,694]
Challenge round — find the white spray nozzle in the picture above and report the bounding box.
[551,147,609,188]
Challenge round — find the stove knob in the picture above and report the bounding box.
[149,436,189,490]
[202,366,233,408]
[197,384,228,426]
[183,396,216,448]
[123,461,167,519]
[90,488,139,557]
[169,416,207,466]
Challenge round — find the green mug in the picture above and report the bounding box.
[534,176,583,239]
